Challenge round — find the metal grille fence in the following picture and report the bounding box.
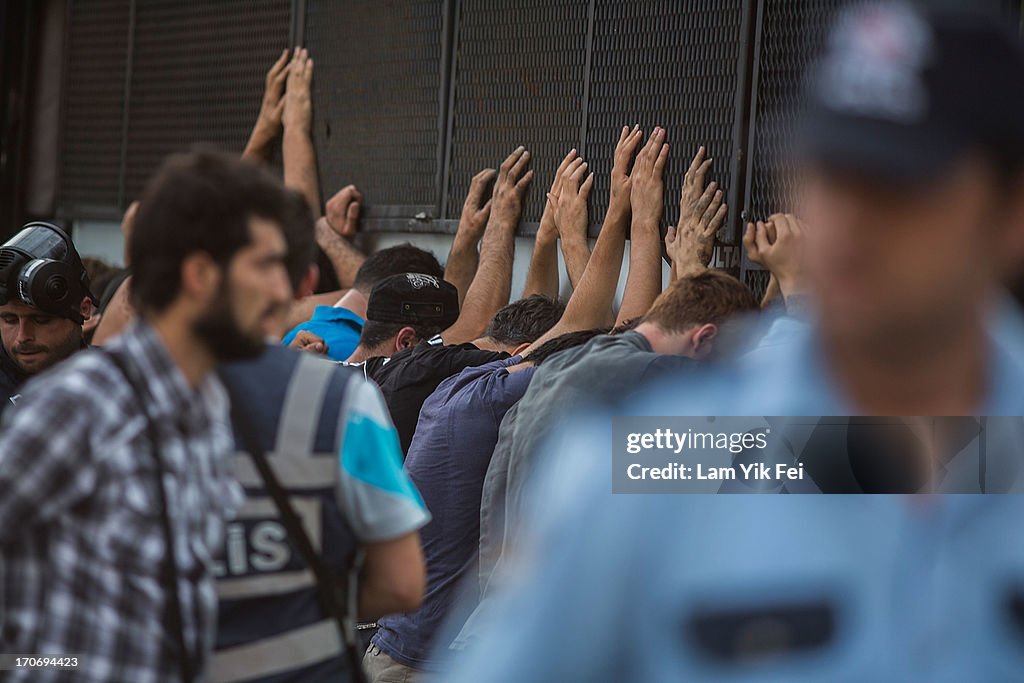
[54,1,1018,290]
[739,0,850,297]
[443,0,590,229]
[124,0,291,202]
[60,0,131,212]
[586,0,745,243]
[304,0,444,218]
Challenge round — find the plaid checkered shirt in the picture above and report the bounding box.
[0,321,243,682]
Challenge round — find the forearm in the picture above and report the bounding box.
[522,228,559,299]
[315,218,365,288]
[761,274,781,309]
[357,536,426,620]
[242,121,276,164]
[521,206,628,354]
[564,204,628,326]
[776,272,804,305]
[617,211,663,325]
[672,256,706,282]
[559,235,591,290]
[443,222,516,344]
[283,128,322,219]
[444,231,481,306]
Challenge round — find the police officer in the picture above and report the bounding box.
[0,222,95,415]
[212,192,430,683]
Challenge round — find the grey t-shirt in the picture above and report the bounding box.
[477,331,692,598]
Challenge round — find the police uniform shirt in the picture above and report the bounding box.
[213,345,429,683]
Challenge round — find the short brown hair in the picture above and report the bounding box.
[640,270,758,333]
[130,149,294,313]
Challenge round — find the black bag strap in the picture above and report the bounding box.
[219,371,369,683]
[104,349,194,683]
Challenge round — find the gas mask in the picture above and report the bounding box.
[0,222,96,325]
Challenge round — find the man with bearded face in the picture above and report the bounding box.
[0,223,96,416]
[0,150,296,682]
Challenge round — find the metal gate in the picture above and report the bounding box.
[53,0,1019,295]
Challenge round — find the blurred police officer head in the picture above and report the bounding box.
[796,2,1024,357]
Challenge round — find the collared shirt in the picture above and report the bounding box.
[443,492,1024,682]
[373,356,533,670]
[439,299,1024,681]
[281,305,364,362]
[0,343,29,418]
[0,320,243,682]
[0,339,89,421]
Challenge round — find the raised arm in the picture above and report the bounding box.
[664,146,726,281]
[553,152,592,290]
[441,147,533,344]
[282,48,321,219]
[522,149,579,299]
[316,184,365,289]
[243,49,289,164]
[446,168,497,305]
[520,126,643,355]
[616,126,668,325]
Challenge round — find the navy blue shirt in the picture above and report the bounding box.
[373,356,535,670]
[215,344,430,683]
[362,341,509,456]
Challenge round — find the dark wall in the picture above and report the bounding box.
[7,0,1021,291]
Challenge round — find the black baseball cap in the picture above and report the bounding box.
[798,2,1024,181]
[366,273,459,327]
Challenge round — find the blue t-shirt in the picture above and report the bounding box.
[281,306,364,362]
[373,356,536,670]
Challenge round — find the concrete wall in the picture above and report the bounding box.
[72,221,672,308]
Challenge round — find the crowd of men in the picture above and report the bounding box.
[2,3,1024,682]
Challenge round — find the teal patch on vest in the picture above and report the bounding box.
[340,414,424,507]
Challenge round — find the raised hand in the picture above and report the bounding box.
[667,146,726,274]
[539,149,579,236]
[325,185,363,239]
[243,50,291,161]
[629,126,669,229]
[460,168,498,241]
[489,146,534,231]
[743,212,806,299]
[259,50,289,132]
[442,147,533,344]
[283,48,313,134]
[609,125,645,213]
[553,156,593,244]
[288,330,329,355]
[522,150,579,299]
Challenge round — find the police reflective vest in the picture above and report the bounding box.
[211,352,359,683]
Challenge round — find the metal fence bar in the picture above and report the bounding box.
[116,0,136,211]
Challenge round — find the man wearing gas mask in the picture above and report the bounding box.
[0,222,96,414]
